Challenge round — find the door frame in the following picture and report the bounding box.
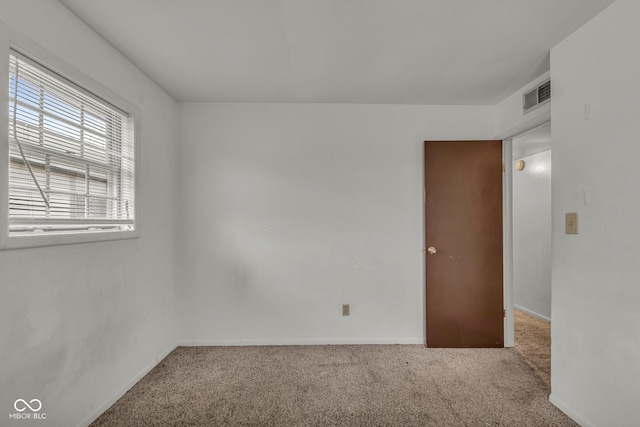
[502,139,514,347]
[423,113,551,348]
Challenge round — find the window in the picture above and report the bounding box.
[7,50,135,238]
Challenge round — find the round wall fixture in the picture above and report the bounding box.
[515,160,526,171]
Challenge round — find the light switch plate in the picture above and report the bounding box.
[566,213,578,234]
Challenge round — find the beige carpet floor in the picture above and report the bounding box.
[91,345,575,426]
[514,309,551,386]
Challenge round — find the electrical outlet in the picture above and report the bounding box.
[342,304,350,316]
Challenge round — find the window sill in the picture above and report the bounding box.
[0,228,140,250]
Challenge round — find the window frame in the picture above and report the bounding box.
[0,24,141,250]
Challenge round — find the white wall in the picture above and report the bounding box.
[176,103,496,345]
[512,146,551,321]
[550,0,640,425]
[0,2,178,426]
[495,71,550,139]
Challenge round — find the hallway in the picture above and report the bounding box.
[514,309,551,386]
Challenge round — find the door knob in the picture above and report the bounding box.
[427,246,437,255]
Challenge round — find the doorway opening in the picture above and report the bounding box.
[510,122,552,385]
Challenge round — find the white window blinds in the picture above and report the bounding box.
[8,51,135,235]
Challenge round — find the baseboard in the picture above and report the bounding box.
[514,305,551,323]
[549,393,595,427]
[179,337,424,346]
[76,342,177,427]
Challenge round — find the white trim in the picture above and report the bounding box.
[0,23,142,250]
[179,337,425,347]
[514,304,551,323]
[509,120,553,142]
[421,141,427,345]
[76,343,177,427]
[0,25,11,247]
[1,229,140,249]
[496,110,551,141]
[549,394,596,427]
[502,139,514,347]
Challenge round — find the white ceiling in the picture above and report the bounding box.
[59,0,615,104]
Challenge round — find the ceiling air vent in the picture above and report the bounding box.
[523,80,551,114]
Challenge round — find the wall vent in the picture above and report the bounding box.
[523,80,551,114]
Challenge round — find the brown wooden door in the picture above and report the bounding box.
[424,140,503,348]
